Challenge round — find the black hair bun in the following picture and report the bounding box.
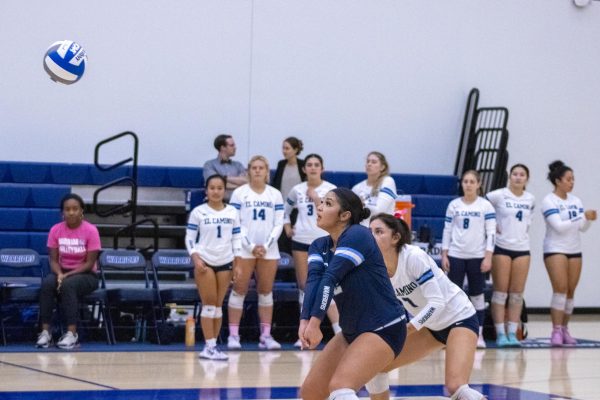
[548,160,565,172]
[360,208,371,221]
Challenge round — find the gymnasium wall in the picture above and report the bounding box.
[1,0,599,307]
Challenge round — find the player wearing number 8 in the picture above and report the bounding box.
[227,156,285,350]
[441,170,496,348]
[486,164,535,347]
[185,174,241,360]
[283,154,341,346]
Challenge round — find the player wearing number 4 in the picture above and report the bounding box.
[227,156,285,350]
[366,214,483,400]
[542,160,596,346]
[283,154,342,347]
[486,164,534,347]
[441,170,496,348]
[185,175,241,360]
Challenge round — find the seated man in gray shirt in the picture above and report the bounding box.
[203,134,248,201]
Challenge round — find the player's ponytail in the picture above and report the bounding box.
[332,187,370,225]
[547,160,572,187]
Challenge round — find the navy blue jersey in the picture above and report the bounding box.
[302,224,405,336]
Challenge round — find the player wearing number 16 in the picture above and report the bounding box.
[441,170,496,348]
[227,156,285,350]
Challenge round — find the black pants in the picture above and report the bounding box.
[39,272,99,326]
[447,257,485,296]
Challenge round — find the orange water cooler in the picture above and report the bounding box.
[394,195,415,229]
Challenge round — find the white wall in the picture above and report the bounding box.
[0,0,598,307]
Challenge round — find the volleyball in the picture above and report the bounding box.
[43,40,87,84]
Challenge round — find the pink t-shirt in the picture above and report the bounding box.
[47,221,102,272]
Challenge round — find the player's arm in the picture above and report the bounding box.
[266,192,285,249]
[373,177,397,216]
[542,197,584,233]
[441,202,454,270]
[185,209,200,256]
[283,190,297,237]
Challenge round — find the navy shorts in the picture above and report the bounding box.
[428,313,479,345]
[291,241,310,252]
[543,252,582,260]
[494,246,530,260]
[207,262,233,273]
[343,317,407,357]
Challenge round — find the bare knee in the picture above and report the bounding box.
[300,381,328,400]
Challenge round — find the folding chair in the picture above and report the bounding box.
[0,248,42,345]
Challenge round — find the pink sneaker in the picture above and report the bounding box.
[562,326,577,345]
[550,327,563,347]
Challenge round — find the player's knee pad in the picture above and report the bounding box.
[450,384,485,400]
[214,307,223,319]
[469,294,485,311]
[551,293,567,311]
[200,305,216,318]
[491,291,508,306]
[508,292,524,307]
[258,292,273,307]
[228,290,246,310]
[328,388,358,400]
[365,373,390,395]
[565,298,575,315]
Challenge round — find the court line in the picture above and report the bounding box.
[0,360,118,390]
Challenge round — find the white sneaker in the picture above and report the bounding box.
[259,335,281,350]
[227,335,242,350]
[199,346,229,361]
[293,338,302,348]
[477,332,487,349]
[57,331,79,350]
[36,330,52,348]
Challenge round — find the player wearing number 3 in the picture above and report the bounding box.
[441,170,496,348]
[283,154,341,346]
[227,156,285,350]
[485,164,534,347]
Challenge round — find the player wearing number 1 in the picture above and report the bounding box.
[227,156,285,350]
[486,164,534,347]
[283,154,341,346]
[441,170,496,348]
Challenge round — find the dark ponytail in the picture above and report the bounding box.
[332,187,370,225]
[547,160,572,187]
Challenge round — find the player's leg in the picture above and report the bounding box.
[544,254,568,345]
[255,258,280,349]
[300,333,349,400]
[445,326,479,397]
[506,255,530,344]
[491,253,511,345]
[227,257,256,348]
[562,256,582,343]
[465,258,486,348]
[214,268,233,343]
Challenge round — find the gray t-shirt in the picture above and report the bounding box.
[202,157,246,183]
[280,163,301,201]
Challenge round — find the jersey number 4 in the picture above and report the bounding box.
[253,208,266,221]
[516,210,523,222]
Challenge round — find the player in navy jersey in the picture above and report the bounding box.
[299,188,406,400]
[227,156,285,350]
[441,170,496,348]
[542,161,596,346]
[486,164,535,347]
[366,214,483,400]
[283,154,341,346]
[185,175,241,360]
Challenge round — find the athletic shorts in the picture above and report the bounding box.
[207,262,233,273]
[291,241,310,252]
[494,246,530,260]
[543,252,582,260]
[428,312,479,345]
[343,316,407,357]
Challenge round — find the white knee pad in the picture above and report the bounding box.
[214,306,223,319]
[329,388,358,400]
[491,291,508,306]
[201,305,216,318]
[508,292,524,307]
[551,293,567,311]
[228,290,246,310]
[565,298,575,315]
[365,372,390,395]
[469,294,485,311]
[450,384,485,400]
[258,292,273,307]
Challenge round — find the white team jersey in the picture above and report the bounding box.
[389,245,475,331]
[542,192,591,254]
[352,176,398,227]
[442,197,496,258]
[185,203,241,266]
[230,184,285,259]
[284,181,336,245]
[486,188,535,251]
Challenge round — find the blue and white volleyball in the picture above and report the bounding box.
[43,40,87,85]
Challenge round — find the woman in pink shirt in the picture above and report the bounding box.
[36,194,101,349]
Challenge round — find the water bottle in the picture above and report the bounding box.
[185,316,196,347]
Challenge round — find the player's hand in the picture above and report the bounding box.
[192,254,209,273]
[585,209,597,221]
[441,255,450,272]
[481,255,492,273]
[303,317,323,350]
[253,245,266,259]
[57,273,65,293]
[298,319,309,350]
[284,224,294,238]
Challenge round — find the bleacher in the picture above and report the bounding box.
[0,160,457,343]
